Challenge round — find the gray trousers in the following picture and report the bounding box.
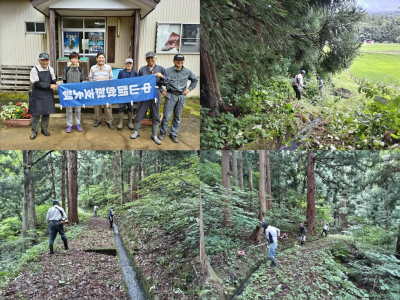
[66,106,81,126]
[31,114,49,133]
[134,98,161,125]
[160,94,186,136]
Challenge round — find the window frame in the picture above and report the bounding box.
[155,22,200,55]
[25,22,46,34]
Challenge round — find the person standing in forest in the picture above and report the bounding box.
[292,70,306,100]
[317,76,324,95]
[108,206,115,229]
[262,221,281,268]
[321,224,329,237]
[94,205,99,217]
[28,53,60,140]
[46,199,69,254]
[83,205,86,213]
[298,223,307,245]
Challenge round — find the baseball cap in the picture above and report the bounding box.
[53,199,59,205]
[174,54,185,60]
[39,53,50,60]
[301,70,306,74]
[145,51,156,58]
[125,58,133,64]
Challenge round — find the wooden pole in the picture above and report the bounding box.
[133,10,140,72]
[49,9,57,76]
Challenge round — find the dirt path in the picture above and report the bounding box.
[3,217,128,300]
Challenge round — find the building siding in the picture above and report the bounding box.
[138,0,200,97]
[0,0,48,67]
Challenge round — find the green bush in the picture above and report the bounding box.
[0,217,22,241]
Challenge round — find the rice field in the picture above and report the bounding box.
[349,44,400,86]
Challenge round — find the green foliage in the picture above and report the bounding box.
[0,217,22,241]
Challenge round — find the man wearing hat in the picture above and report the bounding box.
[262,221,281,268]
[292,70,306,100]
[159,54,198,143]
[28,53,60,140]
[46,200,69,254]
[117,58,138,130]
[130,51,170,145]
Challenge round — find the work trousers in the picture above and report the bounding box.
[66,106,81,126]
[109,216,113,229]
[268,242,278,260]
[94,105,113,124]
[118,103,134,113]
[292,85,302,100]
[322,229,328,237]
[160,93,186,136]
[31,114,49,133]
[134,98,161,125]
[49,221,68,251]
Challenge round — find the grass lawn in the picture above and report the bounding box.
[349,52,400,86]
[359,43,400,52]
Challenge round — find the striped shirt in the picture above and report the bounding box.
[46,205,67,223]
[89,64,113,82]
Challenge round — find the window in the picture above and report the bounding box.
[156,23,199,54]
[25,22,46,34]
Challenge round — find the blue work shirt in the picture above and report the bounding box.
[117,68,138,79]
[108,209,114,218]
[165,66,198,93]
[138,64,170,101]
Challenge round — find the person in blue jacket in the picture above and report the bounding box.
[108,206,115,229]
[117,58,138,130]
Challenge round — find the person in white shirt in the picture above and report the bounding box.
[262,221,281,267]
[94,205,99,217]
[292,70,306,100]
[321,224,329,237]
[46,199,68,254]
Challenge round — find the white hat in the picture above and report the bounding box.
[125,58,133,63]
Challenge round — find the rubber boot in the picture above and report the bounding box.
[63,239,69,250]
[271,258,278,268]
[117,112,124,130]
[151,122,161,145]
[127,111,134,130]
[30,117,39,139]
[130,121,141,139]
[49,244,54,254]
[41,115,50,136]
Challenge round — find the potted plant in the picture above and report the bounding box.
[141,107,163,126]
[1,102,32,126]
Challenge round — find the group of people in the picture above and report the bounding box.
[46,200,116,254]
[28,51,198,145]
[292,70,324,100]
[261,221,330,268]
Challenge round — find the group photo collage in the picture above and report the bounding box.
[1,0,400,299]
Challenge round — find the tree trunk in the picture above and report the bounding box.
[131,151,137,201]
[341,198,347,233]
[221,150,232,226]
[50,153,56,199]
[254,150,266,243]
[266,150,272,210]
[67,151,79,225]
[249,167,253,191]
[113,151,118,195]
[396,218,400,259]
[231,150,238,187]
[61,151,66,211]
[28,180,36,230]
[120,150,124,206]
[306,150,316,234]
[199,187,208,275]
[200,32,223,111]
[66,152,69,213]
[22,150,33,248]
[239,151,244,189]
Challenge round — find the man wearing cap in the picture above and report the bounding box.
[28,53,60,140]
[46,200,69,254]
[130,51,170,145]
[292,70,306,100]
[262,221,281,268]
[117,58,138,130]
[159,54,198,143]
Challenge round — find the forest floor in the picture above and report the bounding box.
[1,217,129,300]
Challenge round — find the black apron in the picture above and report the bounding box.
[28,67,56,115]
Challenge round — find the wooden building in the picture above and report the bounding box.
[0,0,200,96]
